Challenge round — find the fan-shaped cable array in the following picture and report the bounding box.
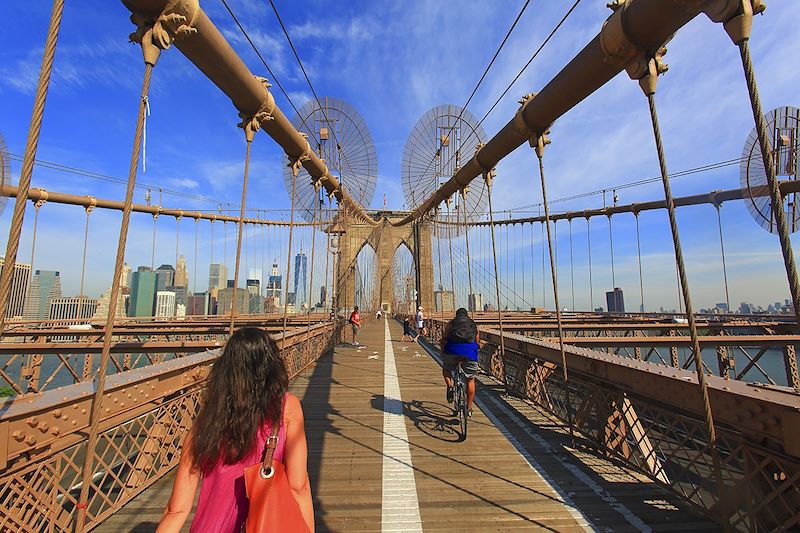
[741,105,800,234]
[283,97,378,223]
[401,104,488,236]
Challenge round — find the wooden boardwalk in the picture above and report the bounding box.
[99,319,719,532]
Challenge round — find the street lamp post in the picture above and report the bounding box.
[326,221,345,319]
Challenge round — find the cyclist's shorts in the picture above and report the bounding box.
[443,353,479,379]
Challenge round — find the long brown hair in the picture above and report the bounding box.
[191,327,288,471]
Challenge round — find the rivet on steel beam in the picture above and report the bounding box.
[25,435,36,445]
[27,417,38,427]
[51,426,60,436]
[12,431,25,442]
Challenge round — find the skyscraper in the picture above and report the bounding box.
[266,261,282,304]
[129,269,157,317]
[606,287,625,313]
[208,263,227,292]
[155,264,175,291]
[468,293,484,312]
[121,263,132,289]
[174,255,188,288]
[155,291,176,317]
[248,267,263,296]
[293,252,307,309]
[48,297,97,321]
[0,257,31,319]
[247,278,263,314]
[23,270,62,320]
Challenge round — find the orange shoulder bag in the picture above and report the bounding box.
[242,405,310,533]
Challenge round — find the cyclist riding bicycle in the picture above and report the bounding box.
[441,308,479,417]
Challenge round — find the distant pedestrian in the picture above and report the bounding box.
[415,306,426,338]
[401,317,417,342]
[349,306,362,346]
[376,309,383,320]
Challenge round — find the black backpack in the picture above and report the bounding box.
[448,314,477,343]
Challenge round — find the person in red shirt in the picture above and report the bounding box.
[349,306,362,346]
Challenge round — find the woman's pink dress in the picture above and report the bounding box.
[189,417,287,533]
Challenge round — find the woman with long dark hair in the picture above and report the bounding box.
[156,327,314,532]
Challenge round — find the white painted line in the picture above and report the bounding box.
[382,320,423,532]
[482,392,651,532]
[422,340,649,533]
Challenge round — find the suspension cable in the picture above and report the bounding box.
[639,54,726,516]
[0,0,63,333]
[74,27,159,530]
[485,171,507,388]
[607,214,616,291]
[446,202,456,304]
[283,160,300,332]
[634,212,644,313]
[533,132,574,440]
[229,136,253,334]
[530,222,535,309]
[569,218,575,311]
[306,193,320,330]
[462,190,475,314]
[193,217,199,295]
[714,204,731,313]
[151,212,158,269]
[79,205,92,298]
[586,216,593,311]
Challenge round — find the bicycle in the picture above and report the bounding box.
[450,358,469,440]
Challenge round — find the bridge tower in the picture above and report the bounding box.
[338,211,434,314]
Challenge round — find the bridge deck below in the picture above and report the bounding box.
[99,319,719,532]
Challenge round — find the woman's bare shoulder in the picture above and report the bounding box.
[284,392,304,420]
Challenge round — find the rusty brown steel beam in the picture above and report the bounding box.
[445,181,800,227]
[537,334,800,347]
[0,320,337,474]
[121,0,376,225]
[396,0,748,226]
[0,184,314,226]
[477,327,800,457]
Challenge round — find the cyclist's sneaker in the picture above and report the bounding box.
[468,408,473,418]
[446,386,454,403]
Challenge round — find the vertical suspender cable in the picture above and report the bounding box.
[640,57,726,519]
[306,194,320,330]
[541,220,545,307]
[462,190,475,314]
[485,172,507,388]
[635,212,645,313]
[79,206,92,300]
[569,218,575,311]
[608,214,616,291]
[533,133,574,440]
[714,204,731,314]
[0,0,63,333]
[74,27,160,529]
[283,163,299,333]
[586,216,594,311]
[446,202,456,306]
[193,217,199,295]
[229,138,252,334]
[735,33,800,387]
[151,213,157,269]
[530,222,535,309]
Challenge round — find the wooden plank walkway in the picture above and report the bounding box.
[98,318,719,532]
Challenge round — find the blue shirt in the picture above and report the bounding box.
[443,339,479,361]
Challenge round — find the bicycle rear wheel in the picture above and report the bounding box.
[458,375,468,439]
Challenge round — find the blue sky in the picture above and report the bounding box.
[0,0,798,311]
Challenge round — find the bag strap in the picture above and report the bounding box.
[260,400,283,473]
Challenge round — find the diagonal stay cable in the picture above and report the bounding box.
[411,0,534,209]
[266,0,364,198]
[427,0,583,194]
